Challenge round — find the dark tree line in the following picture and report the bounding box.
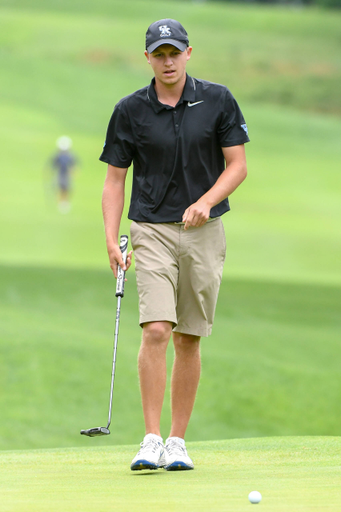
[213,0,340,8]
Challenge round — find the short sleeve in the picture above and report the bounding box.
[99,100,135,168]
[217,89,250,147]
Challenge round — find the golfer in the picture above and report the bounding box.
[100,18,249,471]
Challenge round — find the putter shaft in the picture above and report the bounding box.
[80,235,128,437]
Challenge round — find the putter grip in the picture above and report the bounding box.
[116,235,128,297]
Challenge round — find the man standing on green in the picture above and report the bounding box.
[100,18,249,471]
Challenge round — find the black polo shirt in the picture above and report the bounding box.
[100,74,249,223]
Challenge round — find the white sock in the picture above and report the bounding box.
[144,433,163,443]
[166,436,185,446]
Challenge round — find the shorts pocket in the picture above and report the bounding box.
[130,221,140,250]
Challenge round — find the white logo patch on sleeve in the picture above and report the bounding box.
[241,124,248,135]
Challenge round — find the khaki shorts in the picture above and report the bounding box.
[130,219,226,337]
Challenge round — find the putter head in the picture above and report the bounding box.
[80,427,110,437]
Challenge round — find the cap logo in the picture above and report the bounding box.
[159,25,171,37]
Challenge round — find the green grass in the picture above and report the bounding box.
[1,97,341,284]
[0,0,341,468]
[1,437,341,511]
[1,2,341,508]
[1,265,340,451]
[0,1,341,284]
[1,0,340,114]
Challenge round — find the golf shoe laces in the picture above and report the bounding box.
[138,436,161,454]
[165,438,187,457]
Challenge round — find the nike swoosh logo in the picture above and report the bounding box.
[188,101,204,107]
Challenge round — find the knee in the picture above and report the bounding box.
[173,333,200,354]
[142,321,172,345]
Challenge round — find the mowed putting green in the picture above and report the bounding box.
[1,437,341,512]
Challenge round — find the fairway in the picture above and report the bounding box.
[0,0,341,284]
[1,265,341,451]
[1,437,341,511]
[1,0,341,510]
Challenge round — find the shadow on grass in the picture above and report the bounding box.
[131,471,165,477]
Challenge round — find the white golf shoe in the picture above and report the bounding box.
[130,434,165,471]
[164,437,194,471]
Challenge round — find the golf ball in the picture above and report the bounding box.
[248,491,262,504]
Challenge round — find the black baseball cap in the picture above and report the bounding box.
[146,19,189,54]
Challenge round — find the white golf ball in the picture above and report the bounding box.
[248,491,262,504]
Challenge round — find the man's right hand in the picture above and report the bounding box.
[107,244,133,278]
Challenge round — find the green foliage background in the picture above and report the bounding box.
[0,0,340,451]
[212,0,341,8]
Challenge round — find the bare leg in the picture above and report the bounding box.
[58,188,71,213]
[169,333,201,439]
[60,189,69,202]
[138,321,173,437]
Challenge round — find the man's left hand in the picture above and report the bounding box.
[182,199,211,230]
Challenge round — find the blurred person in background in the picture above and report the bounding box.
[48,135,78,213]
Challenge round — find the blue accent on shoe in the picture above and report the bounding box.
[130,459,159,471]
[164,461,194,471]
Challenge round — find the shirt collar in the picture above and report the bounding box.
[147,74,196,113]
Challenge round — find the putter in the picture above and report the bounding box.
[80,234,129,437]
